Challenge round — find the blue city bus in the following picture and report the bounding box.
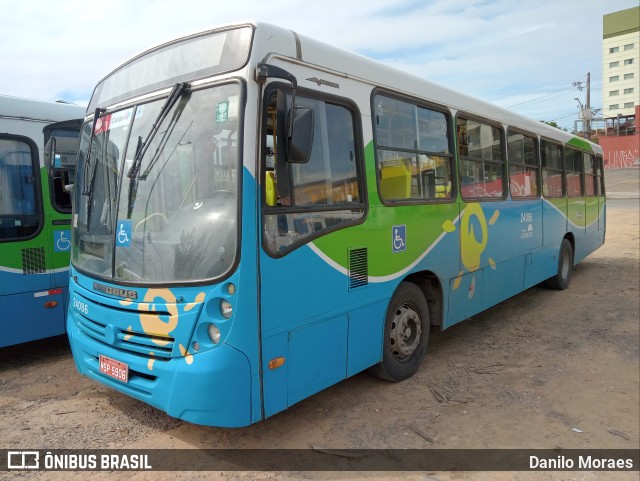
[66,22,605,427]
[1,95,84,347]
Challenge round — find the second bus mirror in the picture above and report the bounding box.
[44,135,79,176]
[287,107,314,163]
[43,137,57,177]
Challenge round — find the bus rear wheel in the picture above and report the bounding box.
[369,282,430,382]
[545,238,573,290]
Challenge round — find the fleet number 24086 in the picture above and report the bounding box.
[73,298,89,315]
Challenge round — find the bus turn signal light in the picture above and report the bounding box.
[44,301,58,308]
[268,357,285,370]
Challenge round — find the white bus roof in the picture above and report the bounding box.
[92,21,600,151]
[0,94,85,124]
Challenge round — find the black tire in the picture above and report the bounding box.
[368,281,430,382]
[545,238,573,290]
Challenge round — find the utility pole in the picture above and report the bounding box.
[573,73,592,139]
[586,72,591,140]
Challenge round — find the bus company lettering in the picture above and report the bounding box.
[521,212,534,239]
[109,108,133,129]
[306,77,340,89]
[93,282,137,299]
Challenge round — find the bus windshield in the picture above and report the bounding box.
[73,83,241,284]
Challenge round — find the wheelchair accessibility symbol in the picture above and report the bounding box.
[392,225,406,253]
[116,220,132,247]
[54,230,71,252]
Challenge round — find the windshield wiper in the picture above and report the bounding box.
[82,107,106,196]
[126,82,190,219]
[127,82,191,181]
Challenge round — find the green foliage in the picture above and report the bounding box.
[540,120,568,131]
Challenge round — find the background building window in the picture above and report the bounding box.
[624,43,635,50]
[609,61,619,67]
[610,90,619,96]
[624,58,634,65]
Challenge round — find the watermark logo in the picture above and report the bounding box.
[8,451,39,469]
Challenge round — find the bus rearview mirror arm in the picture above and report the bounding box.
[255,63,313,163]
[256,64,298,140]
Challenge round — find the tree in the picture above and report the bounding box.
[540,120,568,131]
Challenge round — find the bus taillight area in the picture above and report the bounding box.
[66,268,255,427]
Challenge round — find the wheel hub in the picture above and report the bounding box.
[390,304,422,360]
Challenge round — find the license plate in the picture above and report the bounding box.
[99,354,129,383]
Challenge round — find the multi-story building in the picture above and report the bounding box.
[599,7,639,168]
[602,7,639,118]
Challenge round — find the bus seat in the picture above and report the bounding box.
[380,161,411,199]
[435,181,451,198]
[265,171,276,206]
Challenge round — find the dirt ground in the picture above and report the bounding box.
[1,171,638,481]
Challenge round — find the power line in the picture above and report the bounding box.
[508,87,576,109]
[549,111,579,122]
[508,75,590,110]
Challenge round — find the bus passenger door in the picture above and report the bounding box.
[43,121,82,293]
[258,86,367,417]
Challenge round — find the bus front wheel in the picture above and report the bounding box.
[369,281,430,382]
[546,238,573,290]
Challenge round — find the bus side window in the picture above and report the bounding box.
[47,129,81,213]
[262,91,365,255]
[457,117,505,199]
[0,136,40,240]
[374,94,453,202]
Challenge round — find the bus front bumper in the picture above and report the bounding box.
[67,316,253,427]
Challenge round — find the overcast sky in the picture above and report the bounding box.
[1,0,637,130]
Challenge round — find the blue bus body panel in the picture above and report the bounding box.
[0,269,67,347]
[1,287,67,347]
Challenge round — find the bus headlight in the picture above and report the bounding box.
[208,324,221,344]
[220,300,233,319]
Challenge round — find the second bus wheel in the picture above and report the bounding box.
[369,281,430,382]
[545,238,573,290]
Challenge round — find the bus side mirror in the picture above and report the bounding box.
[286,107,314,163]
[44,137,57,177]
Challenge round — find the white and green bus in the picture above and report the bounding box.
[1,95,83,347]
[66,22,605,427]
